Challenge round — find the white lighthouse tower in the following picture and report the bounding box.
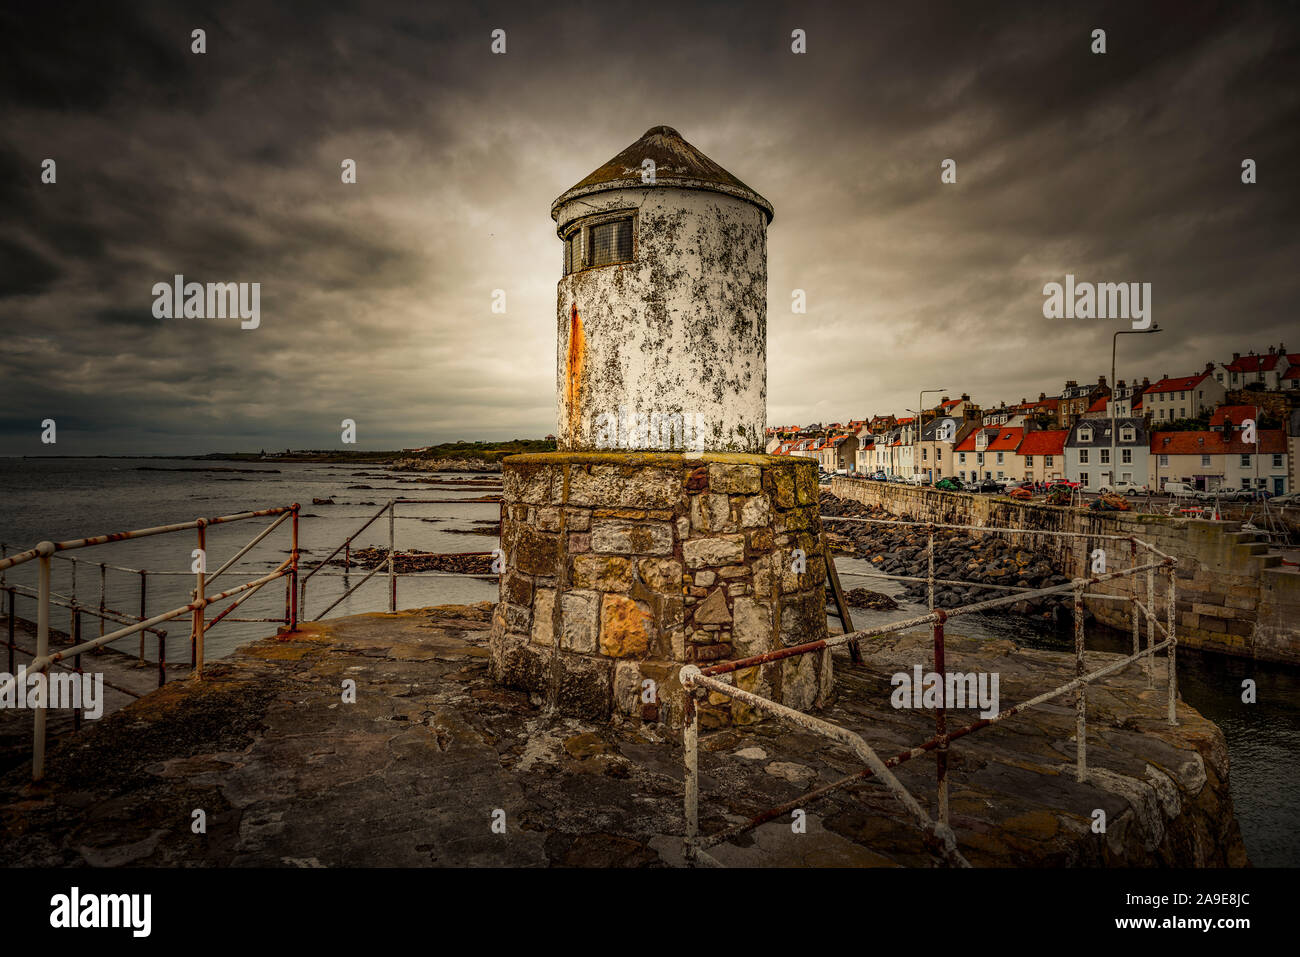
[551,126,773,453]
[491,126,833,727]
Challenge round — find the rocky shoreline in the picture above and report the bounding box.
[389,457,503,473]
[821,492,1078,620]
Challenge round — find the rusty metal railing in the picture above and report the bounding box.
[679,516,1178,867]
[0,505,300,781]
[298,498,497,621]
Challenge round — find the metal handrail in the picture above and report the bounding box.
[680,522,1178,867]
[0,505,300,781]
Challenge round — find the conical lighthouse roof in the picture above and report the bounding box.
[550,125,774,223]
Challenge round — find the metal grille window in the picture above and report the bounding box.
[564,231,583,275]
[589,218,633,267]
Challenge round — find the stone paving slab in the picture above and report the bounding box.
[0,603,1247,867]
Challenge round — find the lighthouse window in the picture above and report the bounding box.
[590,218,633,267]
[564,230,583,275]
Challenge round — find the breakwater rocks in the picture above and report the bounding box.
[389,457,503,473]
[821,493,1076,618]
[344,548,495,575]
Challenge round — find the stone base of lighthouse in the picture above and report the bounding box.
[489,452,834,729]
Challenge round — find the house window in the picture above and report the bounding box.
[1044,455,1053,466]
[1122,449,1132,464]
[589,218,634,267]
[1274,454,1284,467]
[996,452,1004,464]
[1079,428,1092,442]
[958,452,966,464]
[977,453,984,465]
[1100,449,1110,464]
[1241,454,1251,467]
[1080,472,1089,487]
[1079,449,1089,464]
[1159,455,1168,467]
[1121,428,1134,442]
[1179,408,1185,418]
[1025,455,1034,466]
[1201,454,1211,468]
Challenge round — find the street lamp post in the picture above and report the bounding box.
[1110,326,1161,492]
[916,388,947,482]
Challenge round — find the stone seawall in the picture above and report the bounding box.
[831,478,1300,665]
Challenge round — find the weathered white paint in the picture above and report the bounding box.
[553,136,771,453]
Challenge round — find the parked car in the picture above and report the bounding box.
[1161,481,1197,499]
[962,481,981,492]
[976,479,1005,494]
[870,471,889,482]
[1231,486,1271,502]
[1271,491,1299,506]
[1098,481,1144,496]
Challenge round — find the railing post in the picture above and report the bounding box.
[1167,565,1178,726]
[193,520,206,677]
[158,631,167,688]
[72,608,82,733]
[1129,542,1139,659]
[1145,564,1155,687]
[98,562,106,646]
[33,542,53,781]
[6,586,14,676]
[388,501,397,613]
[683,688,700,867]
[927,525,935,611]
[933,610,949,828]
[139,569,148,665]
[289,504,300,631]
[1073,580,1087,782]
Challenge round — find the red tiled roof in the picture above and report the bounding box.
[1084,395,1108,415]
[1017,430,1069,456]
[1209,405,1259,428]
[1224,353,1282,374]
[1148,373,1210,394]
[1283,362,1300,381]
[987,428,1023,451]
[1150,430,1286,455]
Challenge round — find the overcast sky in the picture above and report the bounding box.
[2,0,1297,455]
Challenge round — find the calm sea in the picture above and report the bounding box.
[1,456,1296,865]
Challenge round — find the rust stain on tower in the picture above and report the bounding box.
[565,303,585,439]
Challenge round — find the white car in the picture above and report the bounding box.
[1099,481,1145,496]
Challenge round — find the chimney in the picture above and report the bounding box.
[961,393,970,401]
[1098,375,1107,387]
[1141,377,1150,387]
[1205,361,1215,373]
[1232,352,1240,361]
[940,395,949,403]
[1038,392,1046,402]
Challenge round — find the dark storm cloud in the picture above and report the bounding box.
[1,0,1297,454]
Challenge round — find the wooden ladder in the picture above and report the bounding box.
[825,554,861,663]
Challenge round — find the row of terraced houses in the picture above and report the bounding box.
[767,343,1300,495]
